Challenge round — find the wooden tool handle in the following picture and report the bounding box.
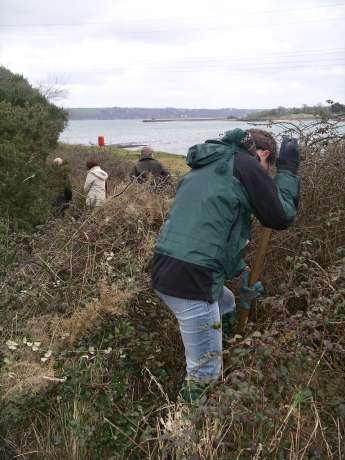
[235,228,272,335]
[249,228,272,285]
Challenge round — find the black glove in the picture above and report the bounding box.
[277,136,299,173]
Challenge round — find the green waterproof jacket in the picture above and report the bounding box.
[153,129,299,301]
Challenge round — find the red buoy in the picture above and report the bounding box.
[98,136,105,147]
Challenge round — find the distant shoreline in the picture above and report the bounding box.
[143,115,319,123]
[142,117,237,122]
[66,116,320,123]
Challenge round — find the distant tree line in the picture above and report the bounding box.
[67,107,257,120]
[68,103,345,121]
[0,66,67,229]
[246,102,345,120]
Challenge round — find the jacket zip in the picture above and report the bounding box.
[226,206,240,242]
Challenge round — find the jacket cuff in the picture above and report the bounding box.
[234,259,247,277]
[276,159,299,175]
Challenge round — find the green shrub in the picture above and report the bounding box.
[0,67,67,229]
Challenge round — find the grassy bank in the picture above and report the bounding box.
[1,139,345,459]
[245,113,318,122]
[53,143,190,178]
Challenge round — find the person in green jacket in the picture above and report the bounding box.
[151,128,300,402]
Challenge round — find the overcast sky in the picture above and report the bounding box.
[0,0,344,108]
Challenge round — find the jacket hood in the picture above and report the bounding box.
[90,166,108,181]
[221,128,256,155]
[186,128,256,168]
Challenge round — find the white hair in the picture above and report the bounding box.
[53,157,63,165]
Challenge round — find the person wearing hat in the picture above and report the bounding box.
[130,146,170,183]
[151,128,300,402]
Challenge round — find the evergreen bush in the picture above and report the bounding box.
[0,67,67,229]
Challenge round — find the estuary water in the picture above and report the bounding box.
[59,119,284,155]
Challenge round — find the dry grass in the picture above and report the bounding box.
[1,360,55,400]
[58,283,130,346]
[1,179,172,396]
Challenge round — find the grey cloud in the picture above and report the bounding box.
[0,0,344,107]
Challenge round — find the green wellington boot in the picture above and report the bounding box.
[222,311,236,346]
[179,380,209,404]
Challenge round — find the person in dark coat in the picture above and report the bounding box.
[130,147,170,183]
[51,157,72,216]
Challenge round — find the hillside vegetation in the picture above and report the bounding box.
[0,67,67,230]
[245,102,345,121]
[1,120,345,458]
[67,107,255,120]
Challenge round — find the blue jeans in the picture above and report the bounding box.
[155,287,235,383]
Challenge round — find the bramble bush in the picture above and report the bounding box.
[0,117,345,459]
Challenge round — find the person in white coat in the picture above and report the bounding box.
[84,159,109,208]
